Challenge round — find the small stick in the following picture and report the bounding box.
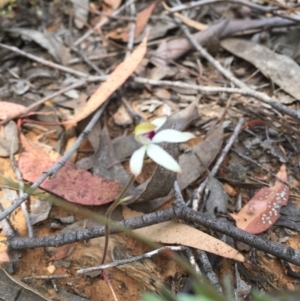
[197,250,222,292]
[22,274,69,281]
[192,118,244,210]
[68,51,122,65]
[231,149,292,188]
[169,0,278,14]
[0,204,15,237]
[10,144,34,238]
[133,77,300,121]
[70,45,104,75]
[77,246,184,274]
[125,1,136,58]
[7,205,300,267]
[185,247,201,275]
[120,96,141,123]
[74,0,136,46]
[0,43,89,78]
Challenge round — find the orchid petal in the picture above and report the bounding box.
[146,144,181,173]
[151,116,167,130]
[130,146,147,177]
[152,129,196,143]
[135,134,151,145]
[134,123,156,135]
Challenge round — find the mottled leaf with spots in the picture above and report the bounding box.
[230,164,289,234]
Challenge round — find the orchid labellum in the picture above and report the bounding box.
[129,117,195,177]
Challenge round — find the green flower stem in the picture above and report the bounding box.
[101,174,135,265]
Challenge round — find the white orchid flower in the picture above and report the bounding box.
[129,116,196,177]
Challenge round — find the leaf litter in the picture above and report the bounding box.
[1,1,300,300]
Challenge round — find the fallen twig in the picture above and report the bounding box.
[169,0,278,13]
[7,203,300,267]
[192,118,244,210]
[10,143,33,238]
[77,246,184,274]
[74,0,136,46]
[133,77,300,120]
[125,1,136,58]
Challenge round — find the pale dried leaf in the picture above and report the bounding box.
[113,105,133,126]
[174,13,207,31]
[221,38,300,100]
[0,121,19,157]
[0,0,10,9]
[0,101,26,121]
[123,207,244,262]
[29,200,52,225]
[7,28,71,64]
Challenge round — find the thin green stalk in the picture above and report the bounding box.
[101,174,135,265]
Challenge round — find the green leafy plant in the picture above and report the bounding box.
[141,278,300,301]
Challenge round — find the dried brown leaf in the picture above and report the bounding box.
[163,2,207,32]
[48,244,74,262]
[221,38,300,100]
[230,164,289,234]
[6,28,71,64]
[0,121,19,157]
[123,207,244,262]
[121,1,158,41]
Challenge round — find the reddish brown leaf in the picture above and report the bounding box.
[48,244,74,262]
[120,1,158,41]
[0,251,10,263]
[19,151,122,206]
[230,164,289,234]
[0,101,26,121]
[163,2,207,32]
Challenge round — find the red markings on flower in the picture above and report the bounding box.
[146,130,156,140]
